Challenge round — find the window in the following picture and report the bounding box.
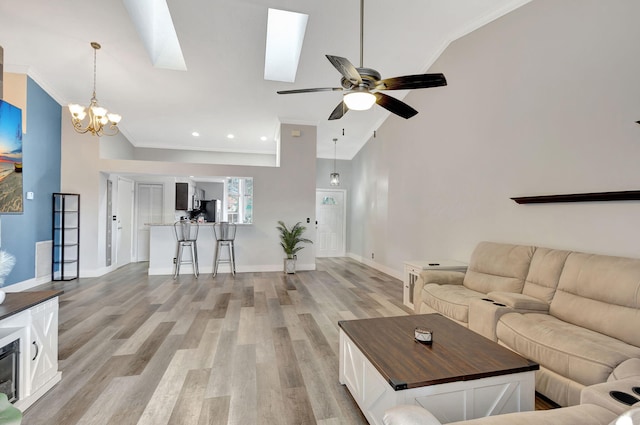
[225,177,253,224]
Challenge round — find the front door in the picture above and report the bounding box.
[315,189,346,257]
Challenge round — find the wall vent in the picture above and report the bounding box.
[36,240,52,279]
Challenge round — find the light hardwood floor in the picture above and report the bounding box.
[23,258,409,425]
[23,258,555,425]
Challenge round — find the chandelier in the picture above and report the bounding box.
[330,138,340,186]
[68,42,121,136]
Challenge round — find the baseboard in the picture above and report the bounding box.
[148,263,316,276]
[3,274,52,292]
[346,253,402,280]
[80,265,116,278]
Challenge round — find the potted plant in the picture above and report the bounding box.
[276,221,313,274]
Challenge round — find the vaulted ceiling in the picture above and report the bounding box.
[0,0,529,161]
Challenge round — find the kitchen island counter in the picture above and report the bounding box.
[148,222,232,275]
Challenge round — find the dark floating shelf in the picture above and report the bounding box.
[511,190,640,204]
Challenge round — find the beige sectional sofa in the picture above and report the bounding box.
[382,405,639,425]
[413,241,640,407]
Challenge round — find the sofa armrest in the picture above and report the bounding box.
[468,298,514,341]
[413,270,465,312]
[383,405,442,425]
[608,358,640,382]
[487,291,550,313]
[468,293,550,341]
[581,378,640,416]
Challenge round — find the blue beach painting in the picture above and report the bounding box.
[0,99,23,213]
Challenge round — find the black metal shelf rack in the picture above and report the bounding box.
[52,193,80,281]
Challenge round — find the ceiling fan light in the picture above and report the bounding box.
[344,90,376,111]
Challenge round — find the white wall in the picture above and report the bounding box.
[61,122,317,275]
[61,109,105,275]
[349,0,640,276]
[132,147,276,167]
[100,133,277,167]
[100,132,135,159]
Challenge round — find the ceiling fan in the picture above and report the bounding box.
[277,0,447,120]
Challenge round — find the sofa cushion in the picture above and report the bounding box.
[383,404,618,425]
[550,252,640,348]
[497,312,640,387]
[421,284,484,323]
[463,242,535,294]
[448,404,616,425]
[522,248,571,303]
[608,358,640,381]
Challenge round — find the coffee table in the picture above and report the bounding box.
[339,314,539,425]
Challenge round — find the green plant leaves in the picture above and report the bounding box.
[277,221,313,258]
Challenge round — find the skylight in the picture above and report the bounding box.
[123,0,187,71]
[264,8,309,83]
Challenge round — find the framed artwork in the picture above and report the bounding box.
[0,99,23,214]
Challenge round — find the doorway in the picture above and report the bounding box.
[315,189,346,257]
[116,177,134,268]
[135,183,164,262]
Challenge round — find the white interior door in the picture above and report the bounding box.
[116,178,134,268]
[316,189,346,257]
[136,183,164,262]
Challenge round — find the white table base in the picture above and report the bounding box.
[339,329,536,424]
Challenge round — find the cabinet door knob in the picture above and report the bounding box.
[32,341,39,361]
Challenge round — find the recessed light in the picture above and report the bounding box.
[192,131,200,137]
[227,134,235,139]
[260,136,268,141]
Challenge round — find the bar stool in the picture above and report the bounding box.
[213,222,236,277]
[173,220,199,278]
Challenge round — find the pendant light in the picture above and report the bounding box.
[330,138,340,186]
[68,42,121,136]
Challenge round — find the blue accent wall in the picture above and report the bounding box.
[1,77,61,286]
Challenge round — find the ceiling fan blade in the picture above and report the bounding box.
[326,55,362,85]
[375,73,447,90]
[277,87,343,95]
[374,92,418,119]
[328,101,348,120]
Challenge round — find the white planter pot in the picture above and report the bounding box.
[284,258,296,274]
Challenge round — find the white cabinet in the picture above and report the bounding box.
[28,299,59,394]
[403,260,468,309]
[0,294,61,411]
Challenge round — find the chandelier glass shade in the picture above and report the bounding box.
[330,138,340,186]
[68,42,121,136]
[343,87,376,111]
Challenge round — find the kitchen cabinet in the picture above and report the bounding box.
[175,182,189,210]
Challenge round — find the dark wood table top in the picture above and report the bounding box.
[0,290,64,321]
[339,314,538,390]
